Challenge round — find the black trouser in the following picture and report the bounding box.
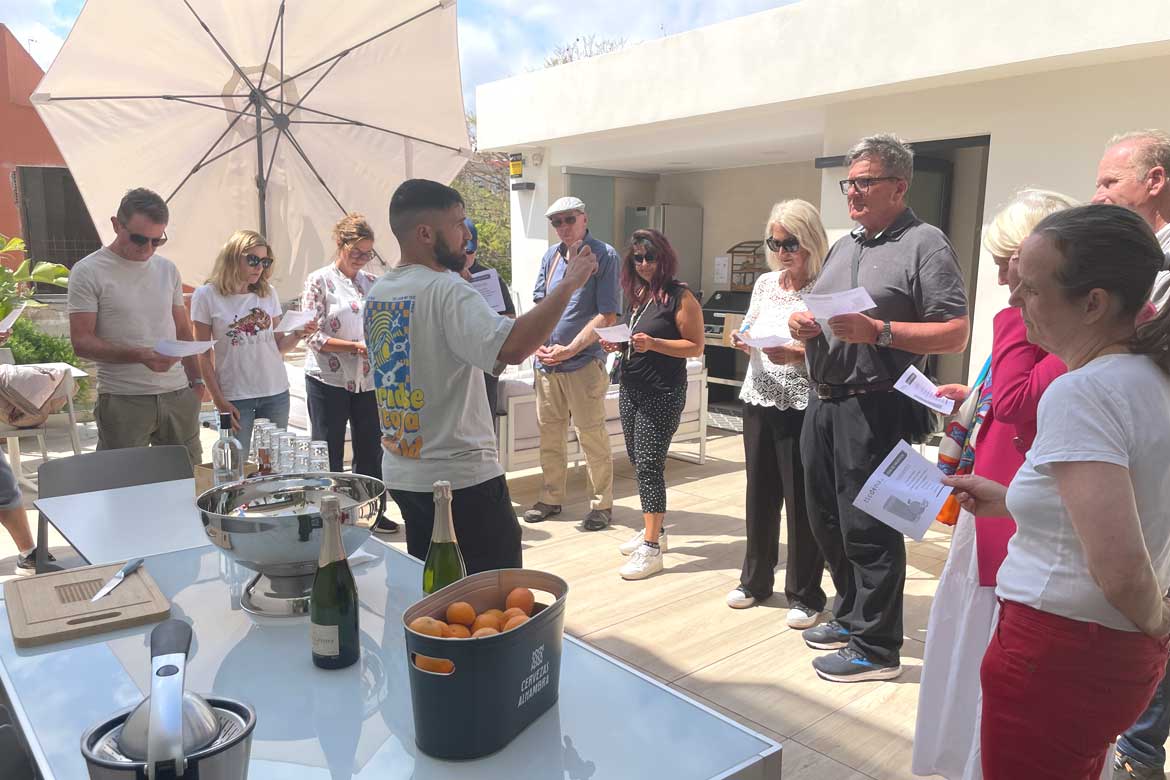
[305,375,381,479]
[800,390,916,665]
[392,475,522,574]
[619,381,687,514]
[740,403,826,610]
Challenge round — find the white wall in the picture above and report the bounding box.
[656,161,823,297]
[477,0,1170,152]
[818,54,1170,381]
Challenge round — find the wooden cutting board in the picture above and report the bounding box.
[4,562,170,648]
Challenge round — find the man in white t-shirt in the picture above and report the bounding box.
[1093,129,1170,311]
[67,188,205,463]
[364,179,598,573]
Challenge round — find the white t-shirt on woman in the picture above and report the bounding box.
[190,283,289,401]
[999,353,1170,631]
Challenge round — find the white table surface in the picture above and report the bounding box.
[34,479,209,565]
[0,542,781,779]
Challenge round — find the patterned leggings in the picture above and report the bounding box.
[619,381,687,514]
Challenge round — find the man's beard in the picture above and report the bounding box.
[435,234,465,272]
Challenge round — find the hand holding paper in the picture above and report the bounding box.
[595,323,632,343]
[155,339,216,358]
[739,333,793,349]
[894,364,956,414]
[274,309,316,333]
[852,440,950,541]
[801,287,877,321]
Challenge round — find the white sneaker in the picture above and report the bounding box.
[619,529,668,556]
[725,586,756,609]
[619,544,663,580]
[786,603,820,629]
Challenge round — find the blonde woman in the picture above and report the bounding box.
[191,230,314,454]
[913,190,1078,780]
[725,200,829,629]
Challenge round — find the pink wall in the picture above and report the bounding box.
[0,25,67,241]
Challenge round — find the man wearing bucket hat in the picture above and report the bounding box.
[524,196,621,531]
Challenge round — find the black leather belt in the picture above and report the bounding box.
[814,380,896,401]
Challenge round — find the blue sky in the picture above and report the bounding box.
[1,0,792,109]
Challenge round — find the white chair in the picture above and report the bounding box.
[0,348,85,488]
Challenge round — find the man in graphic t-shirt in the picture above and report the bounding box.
[364,179,598,573]
[68,188,205,464]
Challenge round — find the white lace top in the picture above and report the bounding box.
[739,271,812,410]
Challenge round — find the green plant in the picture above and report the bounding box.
[0,234,70,319]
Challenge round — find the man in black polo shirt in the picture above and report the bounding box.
[789,133,970,683]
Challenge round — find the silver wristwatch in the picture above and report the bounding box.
[875,321,893,347]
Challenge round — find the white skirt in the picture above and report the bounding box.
[912,509,997,780]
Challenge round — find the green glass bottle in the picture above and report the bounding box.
[422,481,466,594]
[310,494,360,669]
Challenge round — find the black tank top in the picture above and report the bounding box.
[620,281,694,393]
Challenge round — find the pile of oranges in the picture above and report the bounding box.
[408,587,536,673]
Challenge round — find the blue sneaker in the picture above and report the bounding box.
[812,647,902,683]
[802,620,849,650]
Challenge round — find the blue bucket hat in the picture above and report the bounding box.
[464,218,478,255]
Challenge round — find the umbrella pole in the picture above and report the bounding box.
[253,95,268,236]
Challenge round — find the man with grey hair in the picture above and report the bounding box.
[1099,129,1170,780]
[789,133,970,682]
[1093,129,1170,310]
[523,196,621,531]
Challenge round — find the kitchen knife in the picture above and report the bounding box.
[90,558,144,602]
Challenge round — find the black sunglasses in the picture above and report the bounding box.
[765,236,801,253]
[121,222,167,247]
[632,254,657,265]
[838,176,900,195]
[549,214,578,228]
[245,254,273,269]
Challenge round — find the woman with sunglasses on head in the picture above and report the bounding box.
[302,214,398,532]
[192,229,314,455]
[725,200,829,631]
[599,229,704,580]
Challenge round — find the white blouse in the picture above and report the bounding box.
[738,271,812,410]
[302,263,377,392]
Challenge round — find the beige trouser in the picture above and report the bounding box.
[534,360,613,510]
[95,388,203,465]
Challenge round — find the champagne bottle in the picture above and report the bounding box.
[422,481,466,594]
[310,495,360,669]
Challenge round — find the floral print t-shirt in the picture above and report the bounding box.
[190,282,289,401]
[302,263,376,393]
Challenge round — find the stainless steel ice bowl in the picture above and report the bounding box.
[196,473,386,617]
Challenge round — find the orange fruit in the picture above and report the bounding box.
[472,613,502,634]
[414,654,454,674]
[445,601,476,627]
[506,588,535,616]
[472,627,499,638]
[503,607,527,622]
[408,616,447,637]
[442,623,471,639]
[504,615,529,631]
[482,608,507,624]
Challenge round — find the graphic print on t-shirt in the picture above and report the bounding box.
[365,298,425,458]
[227,307,272,346]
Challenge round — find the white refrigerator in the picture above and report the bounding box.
[624,204,704,296]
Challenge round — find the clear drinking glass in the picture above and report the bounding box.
[277,432,296,474]
[295,452,311,472]
[310,455,329,472]
[310,440,329,461]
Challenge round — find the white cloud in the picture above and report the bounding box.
[0,0,74,69]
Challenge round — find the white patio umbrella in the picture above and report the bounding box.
[32,0,470,299]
